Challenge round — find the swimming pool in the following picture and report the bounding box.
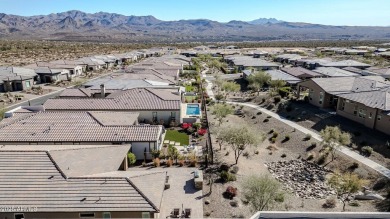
[186,104,200,115]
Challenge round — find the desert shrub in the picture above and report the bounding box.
[220,170,236,182]
[278,87,291,98]
[230,166,239,174]
[281,153,287,158]
[254,150,259,155]
[273,96,281,103]
[349,201,360,207]
[349,162,359,170]
[166,159,173,167]
[306,142,317,151]
[270,137,276,143]
[127,152,136,167]
[304,133,312,141]
[283,135,290,142]
[323,197,337,208]
[220,163,230,172]
[269,129,275,134]
[224,186,237,199]
[263,118,269,122]
[151,149,161,159]
[225,151,230,156]
[272,132,279,138]
[243,151,250,157]
[307,153,314,161]
[153,158,160,167]
[256,112,262,115]
[361,146,373,156]
[267,115,272,119]
[317,153,328,165]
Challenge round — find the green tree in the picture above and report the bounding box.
[211,103,234,125]
[222,124,264,164]
[328,172,367,211]
[320,126,351,166]
[241,174,285,211]
[168,145,180,164]
[247,71,271,95]
[221,81,240,99]
[127,152,136,167]
[269,80,286,95]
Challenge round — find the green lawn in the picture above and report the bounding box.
[164,130,190,146]
[185,85,194,92]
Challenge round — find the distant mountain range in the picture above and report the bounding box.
[0,10,389,42]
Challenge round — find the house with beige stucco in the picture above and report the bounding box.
[298,76,390,135]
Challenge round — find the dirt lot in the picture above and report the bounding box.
[203,105,385,218]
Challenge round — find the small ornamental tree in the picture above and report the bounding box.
[247,71,271,95]
[223,124,264,164]
[328,172,367,211]
[127,152,136,167]
[320,126,351,166]
[221,81,240,99]
[211,103,233,125]
[242,174,285,211]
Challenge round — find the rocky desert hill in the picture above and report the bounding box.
[0,10,390,42]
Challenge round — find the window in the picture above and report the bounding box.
[339,100,345,111]
[14,213,24,219]
[149,142,156,152]
[171,112,176,121]
[152,112,158,123]
[309,89,313,100]
[102,212,111,219]
[25,81,31,88]
[142,212,150,218]
[353,106,358,116]
[358,108,366,118]
[378,115,382,121]
[80,213,95,218]
[369,112,373,119]
[319,91,323,105]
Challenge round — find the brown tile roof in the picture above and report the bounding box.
[0,111,162,142]
[44,88,181,111]
[0,148,162,212]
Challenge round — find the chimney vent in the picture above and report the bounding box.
[100,84,105,98]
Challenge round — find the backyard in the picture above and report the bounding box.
[165,130,190,146]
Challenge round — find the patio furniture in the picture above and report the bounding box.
[184,208,191,218]
[169,141,175,145]
[175,142,180,146]
[171,208,180,218]
[164,140,170,144]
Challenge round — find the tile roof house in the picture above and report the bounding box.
[298,76,390,135]
[0,110,165,160]
[281,67,322,79]
[225,55,279,71]
[313,67,360,77]
[0,67,37,92]
[323,60,371,69]
[0,144,167,218]
[264,70,302,85]
[44,88,182,126]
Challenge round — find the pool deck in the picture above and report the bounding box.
[181,103,202,124]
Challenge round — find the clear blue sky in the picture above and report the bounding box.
[1,0,390,26]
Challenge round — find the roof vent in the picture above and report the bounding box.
[80,198,87,202]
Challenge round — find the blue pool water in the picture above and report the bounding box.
[186,104,200,115]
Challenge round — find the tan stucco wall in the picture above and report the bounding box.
[0,211,153,218]
[138,110,180,125]
[336,97,377,129]
[374,110,390,135]
[299,80,329,108]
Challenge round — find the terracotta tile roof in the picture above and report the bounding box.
[0,111,162,142]
[44,88,181,111]
[0,148,163,212]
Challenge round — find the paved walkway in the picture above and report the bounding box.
[201,73,390,179]
[201,66,215,100]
